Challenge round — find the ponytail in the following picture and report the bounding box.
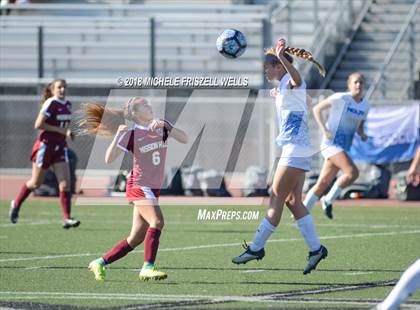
[78,97,150,137]
[265,46,326,77]
[40,83,53,105]
[77,102,125,137]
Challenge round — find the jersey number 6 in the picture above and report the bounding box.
[152,151,160,166]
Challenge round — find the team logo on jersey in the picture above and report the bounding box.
[56,114,72,121]
[139,140,168,153]
[347,107,364,117]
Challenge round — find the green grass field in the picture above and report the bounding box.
[0,200,419,309]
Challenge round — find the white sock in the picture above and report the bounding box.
[324,182,342,205]
[379,259,420,310]
[250,217,276,251]
[303,190,319,211]
[296,214,321,252]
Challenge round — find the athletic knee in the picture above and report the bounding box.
[285,196,297,207]
[58,181,70,192]
[27,180,41,189]
[149,217,164,230]
[347,167,359,182]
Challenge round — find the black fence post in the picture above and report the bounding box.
[150,17,155,78]
[38,26,44,79]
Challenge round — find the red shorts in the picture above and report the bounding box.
[30,140,68,169]
[126,185,160,204]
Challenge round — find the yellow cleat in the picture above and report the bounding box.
[139,266,168,281]
[88,259,106,281]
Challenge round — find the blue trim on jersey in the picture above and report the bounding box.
[332,127,354,151]
[279,111,304,143]
[284,111,303,136]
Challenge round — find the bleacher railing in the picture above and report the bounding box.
[301,0,359,83]
[318,0,374,91]
[365,0,419,100]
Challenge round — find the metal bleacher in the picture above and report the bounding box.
[0,1,366,89]
[0,4,268,87]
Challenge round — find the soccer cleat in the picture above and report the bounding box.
[303,245,328,275]
[232,241,265,264]
[9,200,19,224]
[321,197,333,219]
[63,218,81,229]
[88,259,106,281]
[139,265,168,281]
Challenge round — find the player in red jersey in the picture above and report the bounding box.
[81,97,188,281]
[9,79,80,229]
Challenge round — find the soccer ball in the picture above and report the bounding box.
[216,29,247,59]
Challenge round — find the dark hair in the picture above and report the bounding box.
[40,79,66,105]
[78,97,149,137]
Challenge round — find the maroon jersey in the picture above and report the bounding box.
[39,96,72,144]
[117,124,168,189]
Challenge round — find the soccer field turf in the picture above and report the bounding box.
[0,200,419,309]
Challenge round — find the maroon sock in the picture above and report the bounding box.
[144,228,161,264]
[59,191,71,220]
[102,239,133,265]
[14,184,32,209]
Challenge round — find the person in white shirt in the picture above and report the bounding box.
[232,38,328,275]
[304,72,369,219]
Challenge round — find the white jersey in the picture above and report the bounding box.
[275,73,312,158]
[323,92,369,151]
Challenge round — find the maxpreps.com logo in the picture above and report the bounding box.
[197,209,259,221]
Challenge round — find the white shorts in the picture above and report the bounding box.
[278,156,311,171]
[320,143,345,160]
[276,144,312,171]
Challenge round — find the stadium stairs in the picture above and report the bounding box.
[325,0,420,100]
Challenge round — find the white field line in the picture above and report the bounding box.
[343,271,374,276]
[1,291,413,308]
[0,229,419,264]
[0,220,56,228]
[0,291,378,305]
[1,218,419,229]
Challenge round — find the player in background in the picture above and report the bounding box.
[304,72,369,219]
[232,38,328,274]
[81,97,188,281]
[9,79,80,229]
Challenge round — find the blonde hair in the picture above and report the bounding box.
[265,46,326,77]
[77,97,149,137]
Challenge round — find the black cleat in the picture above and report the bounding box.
[321,198,333,219]
[232,241,265,264]
[303,245,328,275]
[9,200,19,224]
[63,218,81,229]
